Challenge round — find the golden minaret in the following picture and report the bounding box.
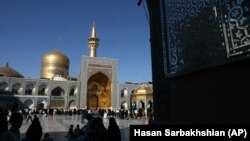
[88,23,99,57]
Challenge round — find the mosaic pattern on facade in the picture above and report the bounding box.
[162,0,250,76]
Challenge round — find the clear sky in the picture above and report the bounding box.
[0,0,151,83]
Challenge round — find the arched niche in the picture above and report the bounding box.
[121,88,128,98]
[24,99,34,109]
[69,86,77,96]
[121,101,128,109]
[38,84,48,96]
[25,83,35,95]
[51,86,64,96]
[68,100,76,109]
[87,72,111,109]
[11,83,22,95]
[37,99,47,109]
[0,81,9,92]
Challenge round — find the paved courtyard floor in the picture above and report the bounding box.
[20,115,148,141]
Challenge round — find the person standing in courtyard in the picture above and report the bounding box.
[89,117,108,141]
[0,108,8,136]
[26,110,33,123]
[0,112,23,141]
[80,110,85,124]
[107,117,121,141]
[25,115,43,141]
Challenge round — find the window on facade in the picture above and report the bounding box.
[11,83,21,94]
[121,89,128,98]
[0,82,8,92]
[69,87,75,96]
[25,84,34,95]
[121,90,124,97]
[51,87,64,96]
[38,84,47,95]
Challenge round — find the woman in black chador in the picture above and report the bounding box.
[107,117,121,141]
[0,108,8,136]
[25,115,43,141]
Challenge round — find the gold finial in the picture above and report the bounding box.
[55,36,61,50]
[5,62,9,67]
[88,22,99,57]
[91,22,97,38]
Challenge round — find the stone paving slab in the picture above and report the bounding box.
[19,115,148,141]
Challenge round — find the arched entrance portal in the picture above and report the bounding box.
[24,99,34,109]
[50,87,65,108]
[37,100,47,110]
[87,72,111,109]
[68,100,76,109]
[51,87,64,96]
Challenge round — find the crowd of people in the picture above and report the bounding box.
[0,102,125,141]
[65,114,121,141]
[0,102,45,141]
[19,106,154,121]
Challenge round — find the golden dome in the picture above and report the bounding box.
[134,84,152,95]
[0,63,24,78]
[40,50,70,79]
[42,50,69,65]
